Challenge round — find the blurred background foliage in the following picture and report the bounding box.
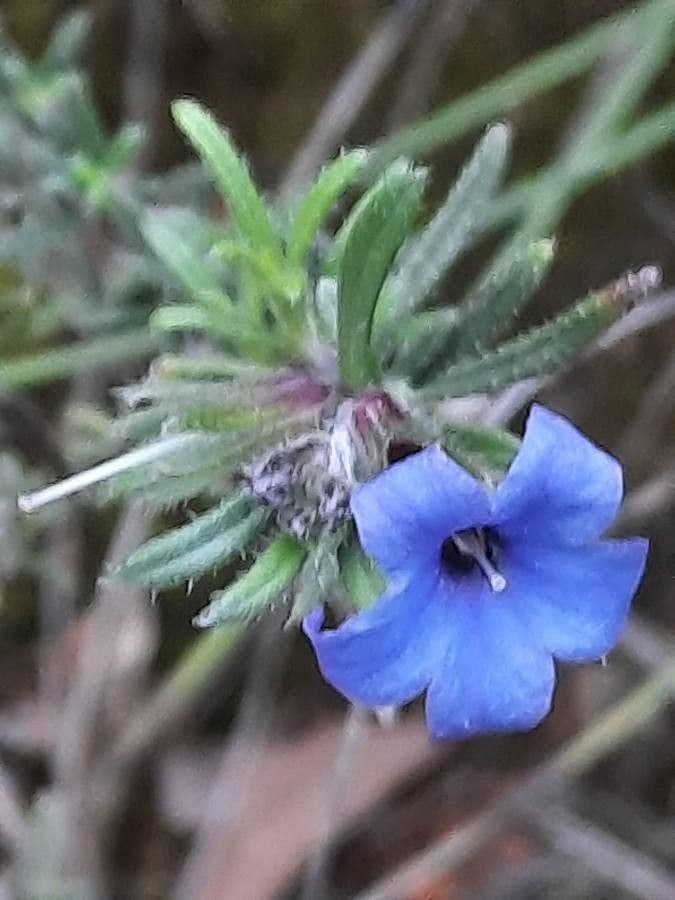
[0,1,674,899]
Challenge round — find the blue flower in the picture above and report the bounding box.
[304,405,648,740]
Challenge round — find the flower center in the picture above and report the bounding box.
[440,528,507,593]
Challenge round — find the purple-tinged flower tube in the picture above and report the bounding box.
[304,405,648,740]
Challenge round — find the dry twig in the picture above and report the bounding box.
[171,613,291,900]
[525,805,675,900]
[280,0,434,198]
[386,0,481,131]
[352,655,675,900]
[300,706,368,900]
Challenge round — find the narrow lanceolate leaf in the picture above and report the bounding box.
[422,285,623,400]
[41,10,91,70]
[383,307,458,378]
[0,329,160,392]
[114,490,251,579]
[372,124,510,341]
[310,277,338,342]
[111,407,166,443]
[106,124,145,170]
[340,538,386,611]
[176,406,282,434]
[337,160,426,390]
[155,353,274,382]
[401,239,554,386]
[156,427,279,477]
[113,502,268,590]
[171,99,283,264]
[286,149,369,268]
[288,535,343,624]
[444,238,556,362]
[117,466,228,511]
[51,75,107,158]
[194,534,306,627]
[141,208,234,321]
[116,377,249,411]
[214,239,303,303]
[442,424,520,476]
[150,305,213,335]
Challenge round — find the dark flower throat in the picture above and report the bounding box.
[440,528,507,592]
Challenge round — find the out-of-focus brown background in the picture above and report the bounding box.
[0,1,674,899]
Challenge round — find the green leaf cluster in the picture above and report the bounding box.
[146,100,371,366]
[13,1,675,638]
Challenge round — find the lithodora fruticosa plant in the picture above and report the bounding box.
[19,100,660,658]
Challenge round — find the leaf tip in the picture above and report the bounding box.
[171,97,197,127]
[192,606,214,629]
[533,237,556,264]
[485,121,512,148]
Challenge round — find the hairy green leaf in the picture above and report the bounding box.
[101,405,316,505]
[214,238,303,303]
[152,308,293,367]
[310,276,338,342]
[97,433,244,503]
[172,100,283,264]
[286,149,369,268]
[121,466,229,511]
[42,74,107,158]
[373,124,510,341]
[448,238,555,360]
[423,287,620,399]
[111,407,167,443]
[288,537,342,624]
[116,377,247,410]
[442,423,520,476]
[155,354,273,382]
[113,501,268,590]
[41,10,91,71]
[340,538,386,611]
[176,406,283,434]
[194,534,306,627]
[150,305,214,334]
[141,208,233,321]
[383,307,458,377]
[106,124,145,171]
[115,490,251,574]
[337,160,425,389]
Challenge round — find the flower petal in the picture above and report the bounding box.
[303,567,448,708]
[425,582,555,740]
[351,445,492,577]
[503,537,648,662]
[495,405,622,547]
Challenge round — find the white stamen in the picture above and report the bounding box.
[474,549,507,593]
[453,531,507,594]
[17,435,199,512]
[489,571,507,593]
